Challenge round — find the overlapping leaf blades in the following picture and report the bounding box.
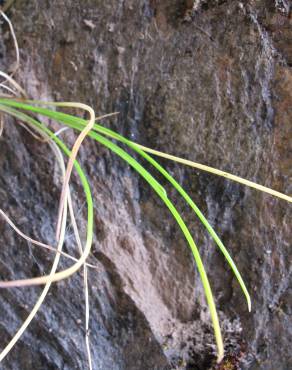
[0,98,256,362]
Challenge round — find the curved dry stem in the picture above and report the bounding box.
[0,209,97,269]
[0,208,75,263]
[0,11,26,100]
[0,136,68,362]
[0,208,67,362]
[0,83,18,96]
[0,71,26,97]
[0,102,95,287]
[0,10,19,77]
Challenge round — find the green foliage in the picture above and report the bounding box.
[0,98,255,362]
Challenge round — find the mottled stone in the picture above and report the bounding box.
[0,1,291,369]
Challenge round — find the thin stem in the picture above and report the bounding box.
[0,10,19,76]
[0,209,98,269]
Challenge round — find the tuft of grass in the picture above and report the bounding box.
[0,97,291,365]
[0,11,290,365]
[0,100,224,361]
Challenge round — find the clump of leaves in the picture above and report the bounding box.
[0,9,291,369]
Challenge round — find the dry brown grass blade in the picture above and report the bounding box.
[0,102,95,287]
[0,209,97,269]
[0,83,18,96]
[0,133,69,361]
[0,10,19,76]
[0,71,26,97]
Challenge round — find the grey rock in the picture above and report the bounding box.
[0,1,291,369]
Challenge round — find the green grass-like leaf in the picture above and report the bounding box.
[0,98,257,362]
[0,98,250,309]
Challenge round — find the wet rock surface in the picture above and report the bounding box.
[0,1,291,369]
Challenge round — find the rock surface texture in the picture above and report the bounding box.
[0,0,291,369]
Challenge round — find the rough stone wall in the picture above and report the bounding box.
[0,1,291,369]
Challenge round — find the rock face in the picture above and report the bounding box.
[0,1,291,369]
